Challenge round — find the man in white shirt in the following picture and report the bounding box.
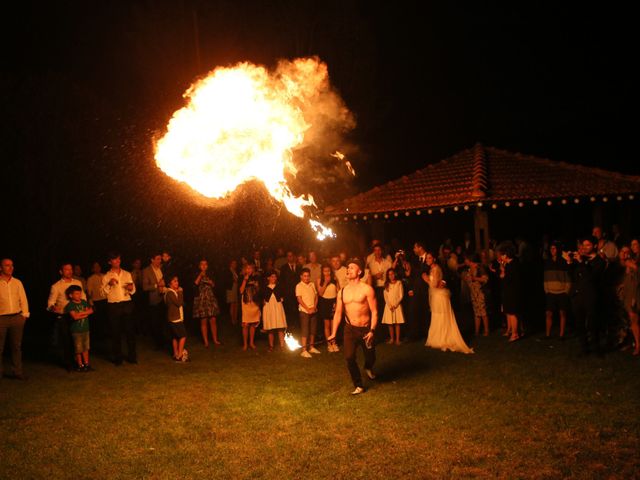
[367,244,392,327]
[102,252,137,365]
[48,263,86,313]
[0,258,30,380]
[48,262,86,371]
[303,251,321,284]
[331,255,348,290]
[365,239,382,267]
[296,268,319,358]
[592,226,618,261]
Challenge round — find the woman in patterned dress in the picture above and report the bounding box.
[193,259,221,347]
[463,254,490,336]
[239,263,262,350]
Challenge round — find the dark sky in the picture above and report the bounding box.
[1,0,636,280]
[5,1,635,183]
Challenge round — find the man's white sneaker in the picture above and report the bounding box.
[300,350,312,358]
[327,344,335,353]
[309,346,321,354]
[333,345,340,352]
[365,368,376,380]
[351,386,365,395]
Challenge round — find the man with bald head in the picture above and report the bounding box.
[0,258,30,380]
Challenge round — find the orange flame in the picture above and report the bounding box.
[154,57,353,236]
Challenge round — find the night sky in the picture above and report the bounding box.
[2,1,635,285]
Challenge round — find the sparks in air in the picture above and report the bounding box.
[154,57,355,237]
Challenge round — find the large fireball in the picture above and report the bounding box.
[154,57,354,238]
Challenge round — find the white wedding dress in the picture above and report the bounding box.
[425,266,474,354]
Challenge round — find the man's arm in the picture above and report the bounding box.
[296,295,310,312]
[126,272,136,295]
[47,283,58,312]
[365,284,378,333]
[18,281,30,318]
[328,290,343,341]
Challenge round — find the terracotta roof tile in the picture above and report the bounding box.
[324,144,640,216]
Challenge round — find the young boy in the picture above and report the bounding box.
[296,268,319,358]
[64,285,94,372]
[165,275,188,362]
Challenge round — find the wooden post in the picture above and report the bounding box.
[474,207,490,252]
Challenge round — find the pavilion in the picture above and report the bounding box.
[324,144,640,250]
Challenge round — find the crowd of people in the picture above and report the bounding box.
[1,225,639,389]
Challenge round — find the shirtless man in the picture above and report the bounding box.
[328,258,378,395]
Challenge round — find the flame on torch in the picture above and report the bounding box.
[284,332,302,351]
[154,57,354,236]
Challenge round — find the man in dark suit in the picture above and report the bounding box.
[279,251,302,330]
[409,241,430,340]
[567,236,606,356]
[142,253,167,350]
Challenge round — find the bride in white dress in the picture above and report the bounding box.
[424,253,474,354]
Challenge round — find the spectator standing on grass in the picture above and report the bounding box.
[87,261,108,351]
[411,241,431,340]
[193,259,221,348]
[593,226,618,262]
[224,259,240,326]
[565,236,606,356]
[543,243,571,339]
[615,246,640,355]
[252,250,263,276]
[382,268,404,345]
[630,239,640,262]
[331,255,348,290]
[367,244,393,326]
[304,250,322,284]
[73,265,88,294]
[102,252,137,365]
[64,285,93,372]
[317,264,339,353]
[463,253,490,336]
[48,262,86,371]
[161,250,176,283]
[130,258,145,334]
[497,242,522,342]
[273,248,287,272]
[142,253,167,350]
[262,271,287,352]
[165,275,188,362]
[0,258,30,380]
[399,259,418,340]
[279,251,301,328]
[296,268,319,358]
[239,263,261,351]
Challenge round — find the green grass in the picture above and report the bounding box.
[1,333,639,479]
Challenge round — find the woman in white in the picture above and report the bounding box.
[262,271,287,352]
[382,268,404,345]
[424,253,473,353]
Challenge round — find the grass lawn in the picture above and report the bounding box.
[1,332,638,479]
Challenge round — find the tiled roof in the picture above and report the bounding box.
[324,144,640,217]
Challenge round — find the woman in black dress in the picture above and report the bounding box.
[497,243,522,342]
